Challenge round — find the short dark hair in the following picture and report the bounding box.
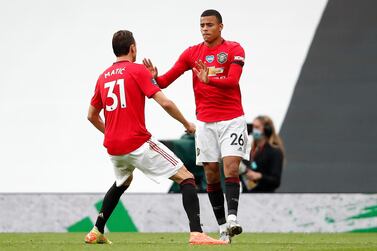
[112,30,135,57]
[201,9,222,23]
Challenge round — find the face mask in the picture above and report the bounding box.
[252,129,263,140]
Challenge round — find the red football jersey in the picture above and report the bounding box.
[91,60,160,155]
[156,39,245,122]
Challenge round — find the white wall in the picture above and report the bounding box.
[1,194,376,232]
[0,0,327,192]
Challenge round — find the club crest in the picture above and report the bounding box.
[205,55,215,63]
[217,52,228,64]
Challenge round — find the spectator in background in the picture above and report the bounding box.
[240,116,284,192]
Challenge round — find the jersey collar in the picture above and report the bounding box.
[113,60,130,65]
[204,38,225,50]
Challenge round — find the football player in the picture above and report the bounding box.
[85,30,227,245]
[143,9,248,242]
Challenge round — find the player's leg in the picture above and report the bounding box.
[169,165,228,245]
[203,162,228,239]
[95,176,133,233]
[223,156,243,236]
[86,153,135,244]
[196,121,228,240]
[85,176,132,244]
[170,166,201,233]
[219,116,249,237]
[139,137,227,245]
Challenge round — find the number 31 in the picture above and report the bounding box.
[104,79,126,111]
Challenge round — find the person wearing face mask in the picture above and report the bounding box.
[240,116,285,193]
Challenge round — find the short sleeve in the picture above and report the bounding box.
[231,44,245,67]
[136,66,161,98]
[90,79,103,109]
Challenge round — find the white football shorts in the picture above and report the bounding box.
[195,115,249,165]
[109,136,183,186]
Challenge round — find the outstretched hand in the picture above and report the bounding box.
[143,58,158,79]
[193,60,209,84]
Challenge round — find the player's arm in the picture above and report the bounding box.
[143,48,191,88]
[194,45,245,89]
[87,105,105,134]
[208,63,243,88]
[152,91,195,134]
[134,65,195,133]
[88,79,105,134]
[194,60,243,89]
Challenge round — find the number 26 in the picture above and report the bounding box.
[230,133,244,146]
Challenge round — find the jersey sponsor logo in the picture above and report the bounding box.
[104,67,125,78]
[208,66,224,76]
[234,56,245,62]
[205,55,215,63]
[217,52,228,64]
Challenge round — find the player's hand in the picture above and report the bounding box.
[246,169,262,181]
[193,60,209,84]
[184,122,196,135]
[143,58,158,79]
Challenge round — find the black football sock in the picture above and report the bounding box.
[225,177,240,217]
[180,178,203,233]
[207,182,226,225]
[95,182,129,233]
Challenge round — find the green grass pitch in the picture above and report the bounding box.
[1,233,377,251]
